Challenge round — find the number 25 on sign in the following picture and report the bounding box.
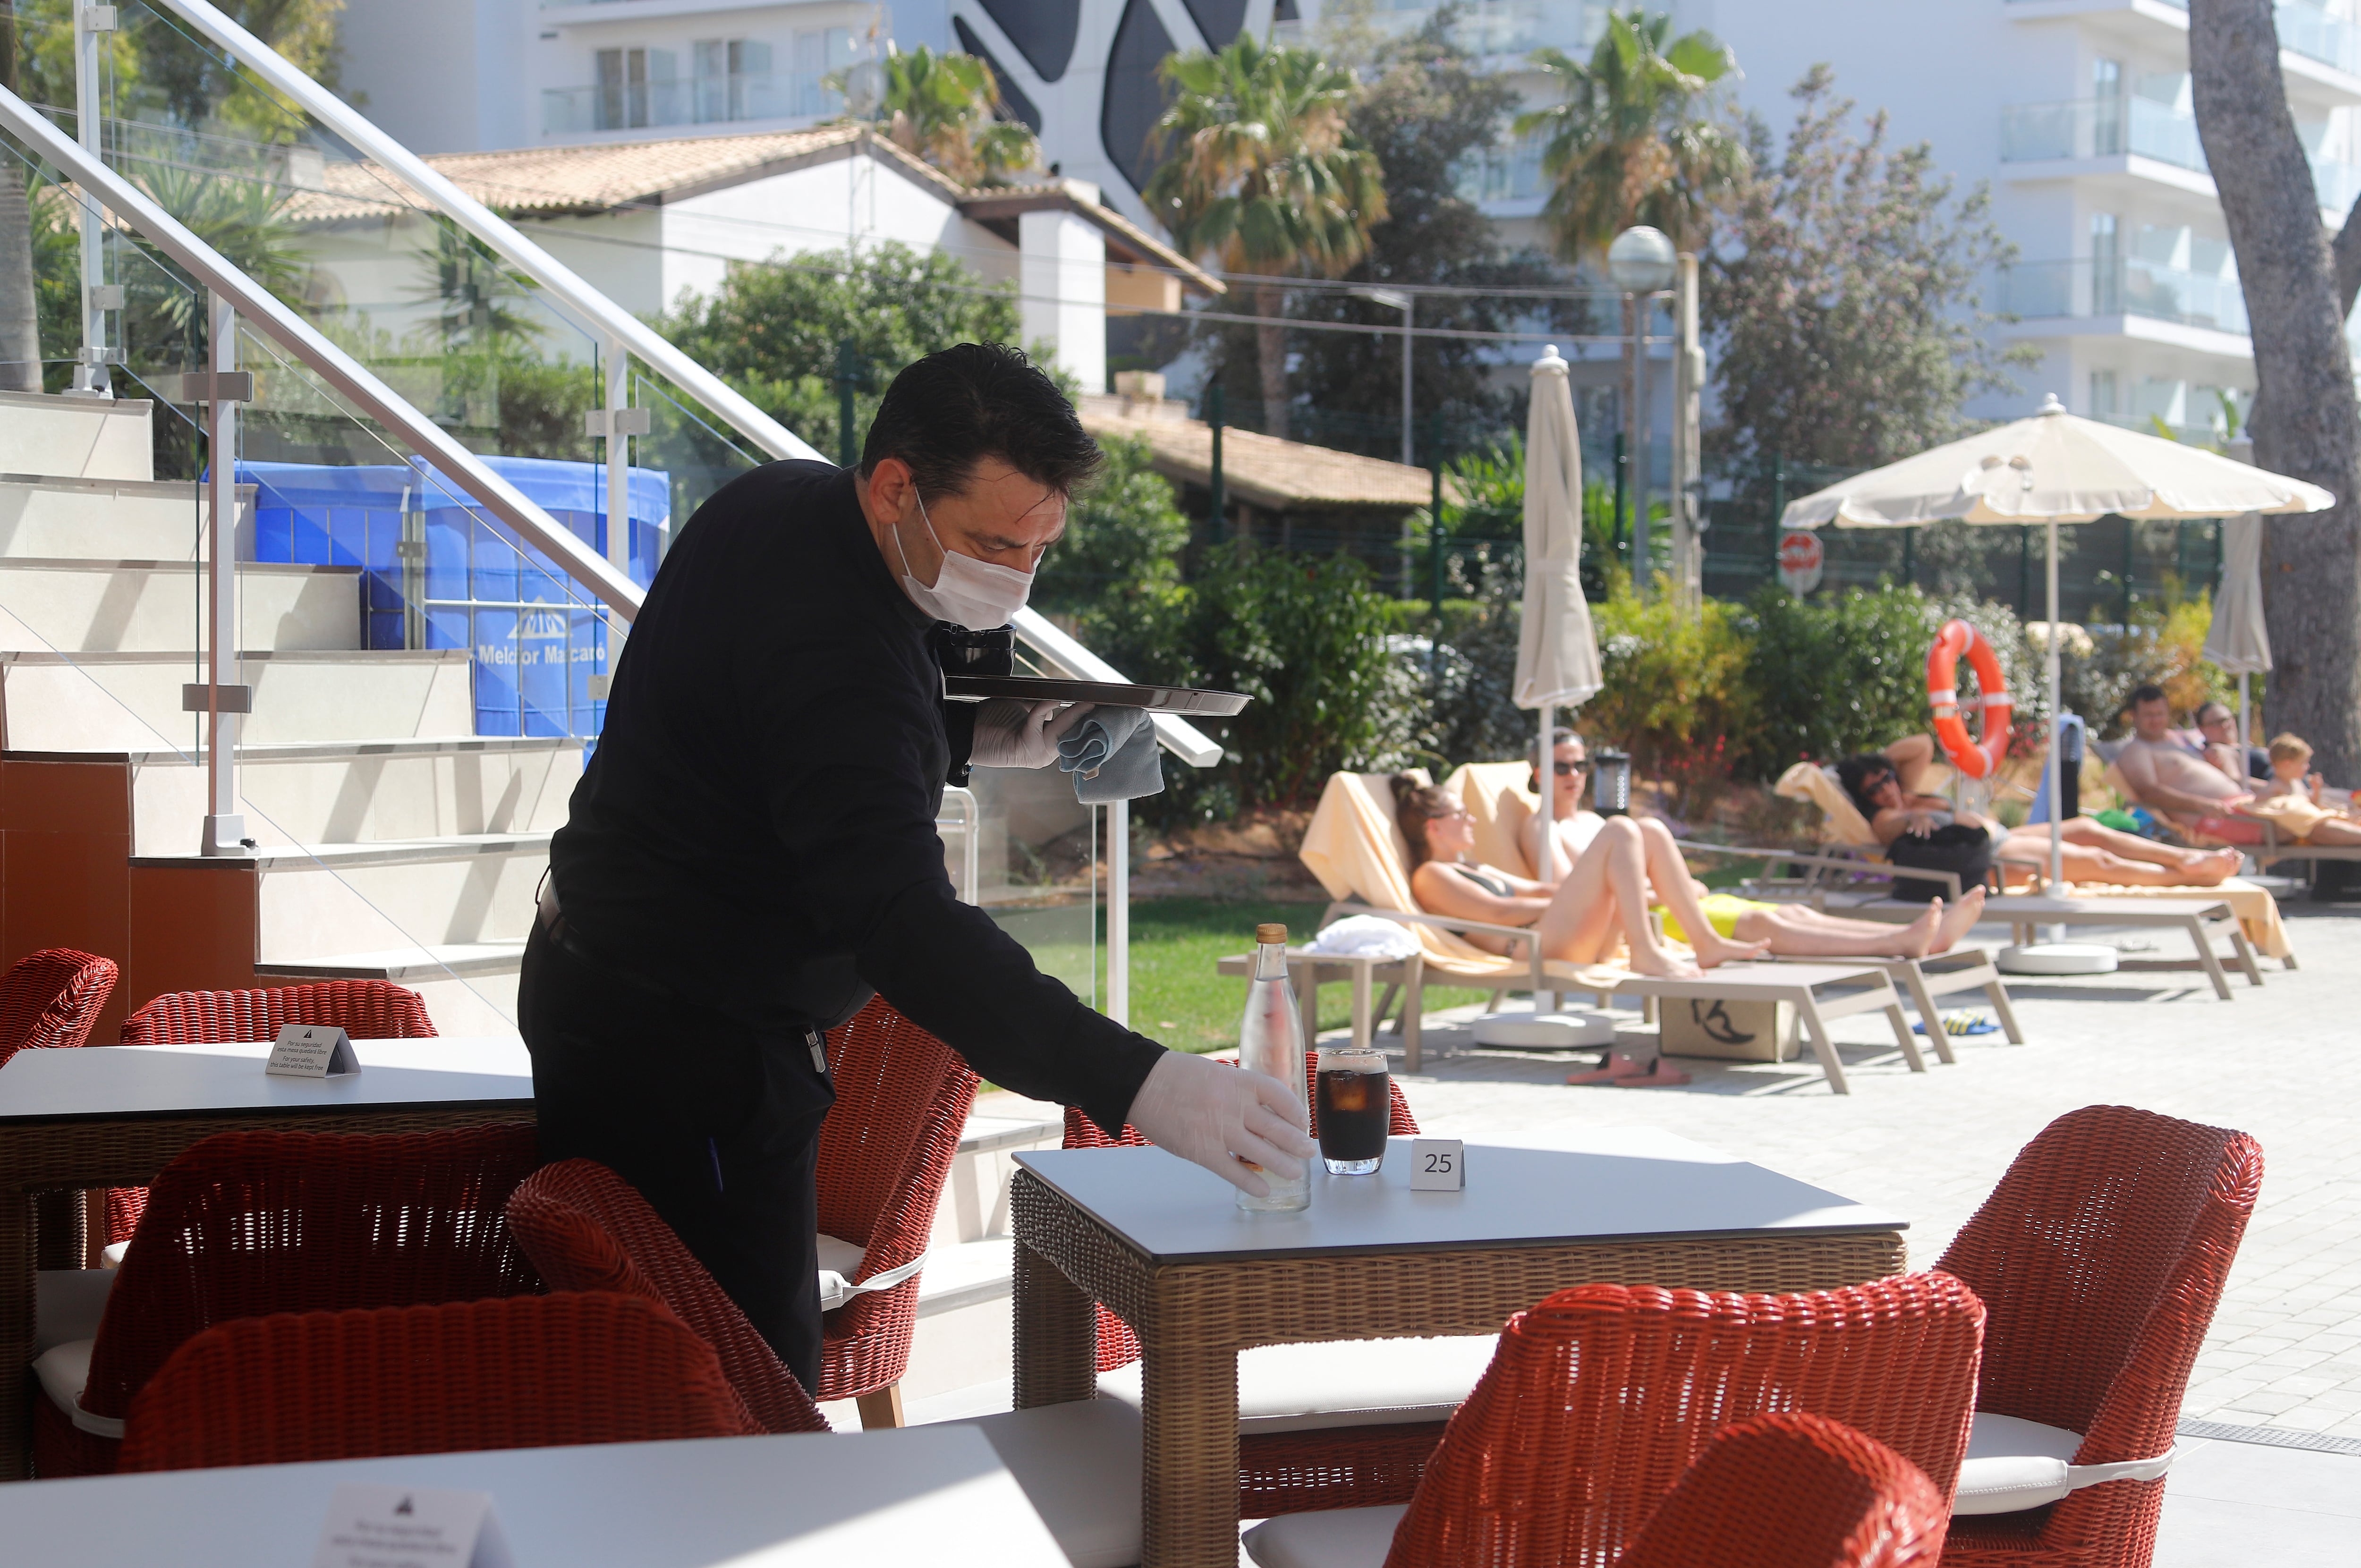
[1410,1138,1465,1192]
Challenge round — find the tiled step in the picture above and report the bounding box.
[0,558,360,654]
[0,649,474,751]
[242,832,553,962]
[122,735,581,858]
[0,391,154,482]
[0,475,251,560]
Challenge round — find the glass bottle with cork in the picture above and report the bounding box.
[1236,922,1310,1212]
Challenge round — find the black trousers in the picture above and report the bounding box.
[518,920,836,1392]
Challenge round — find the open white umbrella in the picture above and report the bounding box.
[1515,345,1604,881]
[2201,512,2273,782]
[1785,395,2331,967]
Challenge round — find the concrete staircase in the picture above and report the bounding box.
[0,389,569,1032]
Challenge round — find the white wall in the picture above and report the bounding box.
[339,0,532,152]
[1020,208,1107,390]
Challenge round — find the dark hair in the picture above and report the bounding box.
[1390,775,1458,868]
[2129,682,2169,710]
[859,343,1103,499]
[1835,754,1899,819]
[1526,733,1588,767]
[2196,701,2232,725]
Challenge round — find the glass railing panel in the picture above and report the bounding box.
[540,69,840,136]
[1998,257,2250,334]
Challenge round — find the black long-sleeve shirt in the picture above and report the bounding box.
[549,460,1163,1135]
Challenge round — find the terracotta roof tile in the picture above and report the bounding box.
[1080,404,1442,510]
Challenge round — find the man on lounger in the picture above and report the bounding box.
[2117,684,2361,847]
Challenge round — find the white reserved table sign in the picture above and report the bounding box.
[1409,1137,1466,1191]
[266,1025,361,1079]
[312,1483,512,1568]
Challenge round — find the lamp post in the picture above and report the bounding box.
[1608,226,1676,599]
[1348,285,1415,467]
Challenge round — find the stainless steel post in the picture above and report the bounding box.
[70,0,116,397]
[1109,797,1130,1027]
[202,292,244,855]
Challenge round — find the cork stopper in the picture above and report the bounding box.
[1256,923,1289,945]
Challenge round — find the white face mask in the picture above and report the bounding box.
[891,489,1036,629]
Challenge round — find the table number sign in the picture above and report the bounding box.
[311,1483,512,1568]
[266,1024,361,1078]
[1409,1138,1465,1191]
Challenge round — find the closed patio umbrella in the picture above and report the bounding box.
[1785,395,2330,971]
[1515,345,1604,881]
[2202,512,2273,781]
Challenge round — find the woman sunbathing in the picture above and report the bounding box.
[1392,777,1982,976]
[1839,736,2240,887]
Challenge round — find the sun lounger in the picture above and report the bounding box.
[1445,763,2023,1053]
[2098,755,2361,872]
[1291,772,1927,1092]
[1830,890,2263,999]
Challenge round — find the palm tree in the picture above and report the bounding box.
[858,47,1037,187]
[1515,11,1745,486]
[1146,34,1386,441]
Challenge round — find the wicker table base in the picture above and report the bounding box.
[1011,1170,1907,1568]
[0,1103,533,1481]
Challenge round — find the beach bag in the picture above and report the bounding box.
[1885,823,1994,903]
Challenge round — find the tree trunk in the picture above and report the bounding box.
[0,1,41,395]
[1254,280,1289,442]
[2193,0,2361,778]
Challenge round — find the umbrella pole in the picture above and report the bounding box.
[2047,516,2064,898]
[1537,706,1557,1013]
[2239,670,2251,778]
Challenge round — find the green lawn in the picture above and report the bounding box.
[1125,898,1499,1054]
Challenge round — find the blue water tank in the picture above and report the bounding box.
[238,456,669,739]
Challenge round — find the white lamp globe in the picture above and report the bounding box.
[1607,226,1678,294]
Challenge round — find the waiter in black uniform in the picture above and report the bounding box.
[520,343,1314,1392]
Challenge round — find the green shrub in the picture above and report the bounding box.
[1584,578,1757,810]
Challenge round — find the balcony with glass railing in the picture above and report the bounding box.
[1273,0,1603,61]
[1455,134,1549,205]
[542,69,838,136]
[2011,0,2361,79]
[1999,254,2250,336]
[1999,94,2361,208]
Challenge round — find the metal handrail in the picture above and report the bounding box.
[0,82,645,619]
[149,0,824,467]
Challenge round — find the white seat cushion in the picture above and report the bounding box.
[1097,1335,1494,1434]
[958,1398,1145,1568]
[1242,1504,1409,1568]
[1953,1410,2173,1516]
[30,1338,121,1439]
[35,1269,114,1356]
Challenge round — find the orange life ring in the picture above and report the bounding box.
[1927,619,2012,780]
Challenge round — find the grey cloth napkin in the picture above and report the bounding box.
[1055,705,1164,803]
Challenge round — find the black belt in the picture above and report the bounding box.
[534,875,829,1074]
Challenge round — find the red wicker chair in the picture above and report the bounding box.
[1,949,121,1270]
[117,1292,757,1471]
[105,981,438,1246]
[33,1123,541,1478]
[1936,1106,2263,1568]
[811,996,979,1426]
[1064,1054,1434,1516]
[505,1157,831,1435]
[1616,1412,1949,1568]
[1243,1275,1985,1568]
[0,948,119,1063]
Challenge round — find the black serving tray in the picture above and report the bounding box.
[943,674,1250,716]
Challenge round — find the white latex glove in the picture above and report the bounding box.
[1125,1050,1315,1198]
[970,699,1096,768]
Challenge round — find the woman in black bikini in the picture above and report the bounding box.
[1389,776,1764,978]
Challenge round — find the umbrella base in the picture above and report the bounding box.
[1472,1009,1617,1049]
[1998,942,2120,976]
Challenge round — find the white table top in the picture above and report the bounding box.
[0,1038,534,1124]
[1016,1128,1906,1264]
[0,1425,1066,1567]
